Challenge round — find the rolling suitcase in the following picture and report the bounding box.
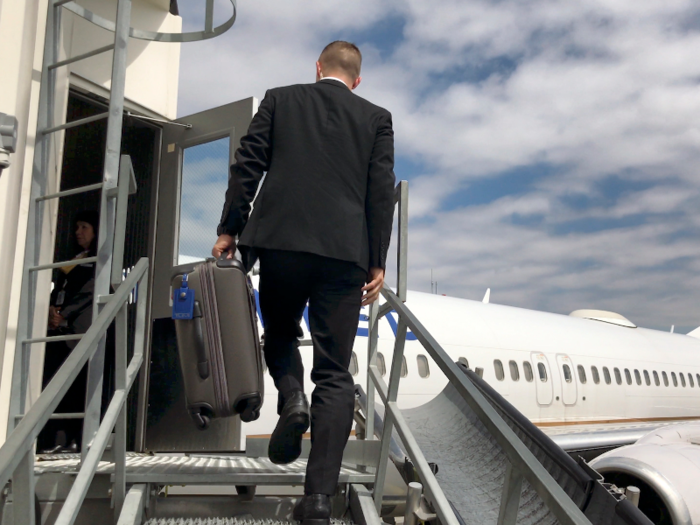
[171,257,263,430]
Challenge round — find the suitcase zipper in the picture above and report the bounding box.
[200,261,231,417]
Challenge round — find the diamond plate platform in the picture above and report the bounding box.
[34,454,374,485]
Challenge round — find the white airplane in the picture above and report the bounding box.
[239,276,700,524]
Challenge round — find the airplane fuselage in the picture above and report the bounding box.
[243,282,700,437]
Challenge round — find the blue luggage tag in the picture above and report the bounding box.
[172,273,195,320]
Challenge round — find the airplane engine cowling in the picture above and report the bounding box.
[589,423,700,525]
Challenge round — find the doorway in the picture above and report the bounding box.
[37,90,161,452]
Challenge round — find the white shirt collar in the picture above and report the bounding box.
[320,77,349,88]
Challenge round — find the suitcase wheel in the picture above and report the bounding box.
[239,406,260,423]
[192,412,211,430]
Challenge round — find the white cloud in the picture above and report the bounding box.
[177,0,700,331]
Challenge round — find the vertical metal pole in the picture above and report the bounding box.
[497,462,523,525]
[13,449,36,525]
[7,0,61,437]
[112,304,127,521]
[397,181,408,303]
[373,320,408,512]
[205,0,215,34]
[404,482,422,525]
[365,301,379,442]
[111,156,135,289]
[82,0,132,460]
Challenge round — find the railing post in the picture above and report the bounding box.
[396,181,408,303]
[497,462,523,525]
[373,319,408,512]
[111,155,137,289]
[112,303,128,521]
[404,482,422,525]
[365,301,380,442]
[12,449,36,525]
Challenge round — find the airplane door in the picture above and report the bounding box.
[555,354,577,406]
[531,353,553,406]
[141,98,258,452]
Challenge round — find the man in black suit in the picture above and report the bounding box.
[212,41,395,523]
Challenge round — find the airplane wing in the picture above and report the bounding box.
[541,419,695,460]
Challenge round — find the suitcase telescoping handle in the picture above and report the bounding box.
[192,301,210,380]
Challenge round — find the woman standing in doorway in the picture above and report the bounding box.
[39,210,99,453]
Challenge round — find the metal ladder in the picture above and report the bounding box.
[7,0,239,446]
[7,0,139,463]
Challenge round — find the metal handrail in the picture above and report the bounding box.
[365,181,592,525]
[0,257,149,525]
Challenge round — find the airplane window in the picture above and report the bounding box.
[349,352,359,376]
[634,370,641,385]
[537,363,548,382]
[671,372,678,387]
[603,367,611,385]
[577,365,587,384]
[509,360,520,381]
[458,357,469,369]
[679,373,686,388]
[417,355,430,378]
[662,371,669,386]
[563,364,572,383]
[475,367,484,378]
[653,371,660,386]
[614,368,622,385]
[494,360,505,381]
[401,356,408,378]
[643,370,650,386]
[377,352,386,376]
[591,366,600,384]
[523,361,534,382]
[624,369,632,385]
[689,374,694,388]
[697,374,700,387]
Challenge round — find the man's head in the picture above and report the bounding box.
[316,41,362,90]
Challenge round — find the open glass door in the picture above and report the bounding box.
[140,98,257,452]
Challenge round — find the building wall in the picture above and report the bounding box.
[0,0,182,444]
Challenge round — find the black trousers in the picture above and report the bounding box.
[258,249,366,495]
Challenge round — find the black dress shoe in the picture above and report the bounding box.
[268,390,309,464]
[293,494,331,525]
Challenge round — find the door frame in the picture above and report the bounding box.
[531,352,553,406]
[555,353,578,406]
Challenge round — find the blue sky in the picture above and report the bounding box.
[175,0,700,333]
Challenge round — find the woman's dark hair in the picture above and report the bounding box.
[74,210,99,256]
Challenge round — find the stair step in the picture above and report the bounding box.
[34,454,373,486]
[144,516,354,525]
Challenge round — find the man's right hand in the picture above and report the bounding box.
[362,267,385,306]
[212,234,235,259]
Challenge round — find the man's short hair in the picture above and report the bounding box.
[319,41,362,79]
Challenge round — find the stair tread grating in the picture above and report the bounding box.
[33,454,373,485]
[144,517,354,525]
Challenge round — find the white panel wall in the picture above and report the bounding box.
[64,0,182,119]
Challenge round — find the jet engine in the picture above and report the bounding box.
[589,423,700,525]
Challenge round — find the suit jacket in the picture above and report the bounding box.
[217,79,396,271]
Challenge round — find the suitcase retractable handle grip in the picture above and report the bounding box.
[192,301,210,380]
